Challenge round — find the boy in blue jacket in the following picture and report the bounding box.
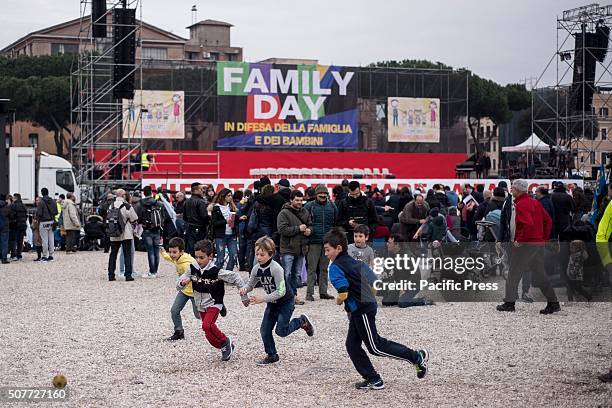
[324,227,429,390]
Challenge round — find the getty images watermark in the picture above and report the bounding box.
[371,253,501,292]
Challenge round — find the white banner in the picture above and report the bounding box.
[143,178,583,194]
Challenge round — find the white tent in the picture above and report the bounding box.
[502,133,550,153]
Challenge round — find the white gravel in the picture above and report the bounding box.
[0,250,611,408]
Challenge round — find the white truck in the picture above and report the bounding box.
[9,147,80,205]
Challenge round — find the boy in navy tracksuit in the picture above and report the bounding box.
[324,227,429,390]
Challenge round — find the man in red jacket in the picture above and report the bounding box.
[497,179,560,314]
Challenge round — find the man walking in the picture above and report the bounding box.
[107,189,138,281]
[8,193,28,261]
[304,185,337,301]
[36,188,58,262]
[183,182,210,255]
[136,186,164,278]
[278,190,312,305]
[497,180,560,314]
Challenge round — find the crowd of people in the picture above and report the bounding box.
[1,175,612,383]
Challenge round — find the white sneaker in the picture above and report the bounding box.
[142,273,157,279]
[118,272,125,278]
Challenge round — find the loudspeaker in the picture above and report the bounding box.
[92,0,107,38]
[112,8,136,100]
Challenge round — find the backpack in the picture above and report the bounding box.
[106,203,128,238]
[141,202,162,230]
[484,209,501,241]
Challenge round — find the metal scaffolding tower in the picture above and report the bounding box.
[532,3,612,178]
[71,0,143,204]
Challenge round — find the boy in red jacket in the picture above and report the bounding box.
[497,179,560,315]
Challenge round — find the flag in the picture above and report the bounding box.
[591,163,607,225]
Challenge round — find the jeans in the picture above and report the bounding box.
[119,239,135,274]
[170,291,199,331]
[10,225,27,259]
[185,225,206,256]
[142,229,161,275]
[237,234,248,270]
[260,298,303,356]
[306,244,329,296]
[281,254,304,297]
[0,231,8,261]
[346,310,420,382]
[109,239,133,278]
[215,234,237,271]
[40,221,55,258]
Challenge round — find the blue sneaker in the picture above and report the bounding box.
[414,349,429,379]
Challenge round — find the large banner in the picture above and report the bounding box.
[144,178,583,195]
[217,62,358,149]
[122,90,185,139]
[388,97,440,143]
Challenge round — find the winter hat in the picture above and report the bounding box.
[498,181,508,189]
[278,178,290,188]
[512,179,529,193]
[259,176,272,187]
[315,184,329,195]
[493,187,506,198]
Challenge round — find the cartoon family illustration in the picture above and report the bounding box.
[390,98,438,129]
[125,93,183,125]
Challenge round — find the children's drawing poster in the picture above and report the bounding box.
[387,97,440,143]
[122,90,185,139]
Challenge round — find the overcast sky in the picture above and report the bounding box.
[0,0,588,85]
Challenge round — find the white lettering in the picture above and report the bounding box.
[244,68,269,93]
[303,96,326,120]
[254,95,278,119]
[223,67,244,92]
[332,71,354,96]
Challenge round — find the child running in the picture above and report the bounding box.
[160,237,199,341]
[324,227,429,390]
[239,236,315,366]
[178,240,247,361]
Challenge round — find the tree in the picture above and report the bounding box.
[0,55,73,157]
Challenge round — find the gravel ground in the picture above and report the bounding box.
[0,250,611,408]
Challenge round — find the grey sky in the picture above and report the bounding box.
[0,0,589,85]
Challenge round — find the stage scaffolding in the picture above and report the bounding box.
[532,3,612,178]
[71,0,143,199]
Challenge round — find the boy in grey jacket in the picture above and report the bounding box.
[240,236,315,366]
[178,239,248,361]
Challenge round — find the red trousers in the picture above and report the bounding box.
[199,307,227,349]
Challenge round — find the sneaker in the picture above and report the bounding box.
[220,305,227,317]
[10,257,18,262]
[300,314,315,337]
[320,293,334,300]
[355,378,385,390]
[47,256,54,262]
[142,273,157,279]
[166,330,185,341]
[294,297,305,305]
[496,302,516,312]
[33,258,42,262]
[40,257,49,263]
[305,294,315,302]
[125,276,135,282]
[539,302,561,315]
[414,349,429,379]
[598,370,612,383]
[521,292,534,303]
[1,260,10,264]
[256,354,279,366]
[221,338,235,361]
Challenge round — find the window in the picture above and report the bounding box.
[590,152,596,164]
[28,133,38,148]
[492,141,497,152]
[492,159,496,170]
[56,170,75,192]
[228,53,238,61]
[602,128,608,140]
[486,126,491,137]
[209,52,219,61]
[141,47,168,60]
[51,43,79,55]
[600,107,609,117]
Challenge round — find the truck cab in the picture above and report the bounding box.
[9,147,80,205]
